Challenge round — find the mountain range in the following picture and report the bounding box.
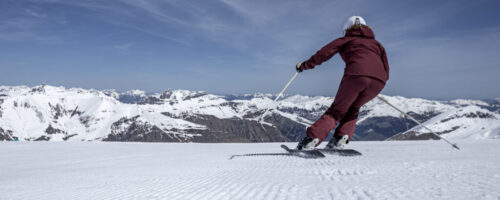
[1,85,499,142]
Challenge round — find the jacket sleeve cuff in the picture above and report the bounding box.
[301,61,314,70]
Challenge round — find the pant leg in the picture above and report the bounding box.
[306,75,368,144]
[334,77,385,139]
[333,106,360,140]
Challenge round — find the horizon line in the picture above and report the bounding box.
[0,84,498,102]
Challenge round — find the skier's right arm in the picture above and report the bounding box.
[300,38,349,71]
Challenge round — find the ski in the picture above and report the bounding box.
[280,144,325,158]
[229,145,325,159]
[230,145,361,159]
[318,148,362,156]
[281,144,361,157]
[229,152,299,160]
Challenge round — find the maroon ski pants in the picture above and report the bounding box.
[307,75,385,144]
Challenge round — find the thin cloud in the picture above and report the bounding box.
[24,8,47,18]
[113,43,135,50]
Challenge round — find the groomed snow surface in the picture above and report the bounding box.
[1,140,500,200]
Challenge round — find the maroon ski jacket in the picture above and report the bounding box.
[300,26,389,83]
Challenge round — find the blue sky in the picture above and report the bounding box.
[1,0,499,99]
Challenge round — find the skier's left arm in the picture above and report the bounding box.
[299,37,349,71]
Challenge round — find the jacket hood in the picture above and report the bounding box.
[345,26,375,39]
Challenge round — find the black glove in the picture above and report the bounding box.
[296,62,303,73]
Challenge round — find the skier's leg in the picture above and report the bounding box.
[333,106,360,140]
[334,77,385,139]
[305,114,337,144]
[306,75,367,144]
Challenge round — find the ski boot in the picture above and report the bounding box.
[325,135,349,149]
[296,136,319,150]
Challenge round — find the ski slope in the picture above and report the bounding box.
[1,140,499,200]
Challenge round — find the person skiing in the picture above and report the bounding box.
[296,16,389,150]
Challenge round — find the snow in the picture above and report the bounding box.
[123,89,147,96]
[450,99,490,107]
[360,95,456,121]
[402,106,500,139]
[1,140,499,200]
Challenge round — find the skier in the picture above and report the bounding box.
[296,16,389,150]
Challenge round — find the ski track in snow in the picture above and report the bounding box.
[1,140,500,200]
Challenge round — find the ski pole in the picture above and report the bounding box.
[258,72,299,123]
[377,96,460,150]
[6,133,15,141]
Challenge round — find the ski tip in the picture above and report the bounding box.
[315,151,326,158]
[452,144,460,150]
[280,144,290,150]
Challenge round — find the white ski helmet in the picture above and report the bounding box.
[343,16,367,31]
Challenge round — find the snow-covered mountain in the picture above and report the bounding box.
[0,85,499,142]
[389,106,500,140]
